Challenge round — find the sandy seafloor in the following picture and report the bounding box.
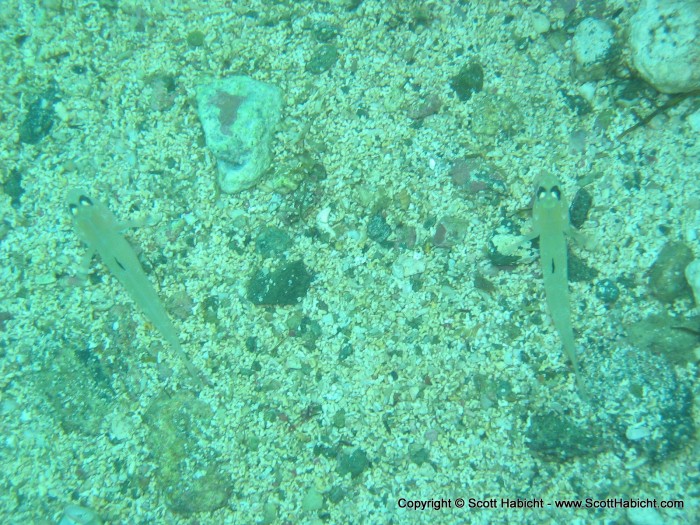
[0,0,698,524]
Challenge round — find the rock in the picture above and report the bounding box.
[470,94,524,137]
[301,487,324,511]
[450,61,484,101]
[261,502,279,524]
[685,259,700,305]
[58,504,102,525]
[19,85,59,144]
[306,44,338,74]
[449,158,505,195]
[406,93,441,120]
[255,226,291,257]
[688,107,700,132]
[571,17,619,81]
[408,445,430,466]
[525,412,607,462]
[432,216,471,248]
[247,260,314,306]
[628,0,700,94]
[648,241,694,303]
[487,219,523,267]
[625,313,699,365]
[569,187,593,229]
[312,22,340,43]
[2,168,25,208]
[594,278,619,304]
[530,12,550,34]
[367,214,392,244]
[391,252,426,280]
[627,507,665,525]
[337,448,370,478]
[327,485,347,503]
[186,29,205,47]
[196,76,282,193]
[143,392,230,514]
[586,345,694,462]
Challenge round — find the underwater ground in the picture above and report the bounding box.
[0,1,698,524]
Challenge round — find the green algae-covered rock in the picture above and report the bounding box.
[525,412,607,462]
[450,61,483,101]
[336,448,370,478]
[247,260,313,306]
[143,392,230,514]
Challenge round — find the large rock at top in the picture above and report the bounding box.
[196,76,282,193]
[629,0,700,94]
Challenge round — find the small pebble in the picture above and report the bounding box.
[450,158,505,194]
[595,279,620,304]
[627,507,665,525]
[688,108,700,133]
[19,87,58,144]
[391,252,426,279]
[572,18,616,67]
[531,12,550,34]
[302,487,324,511]
[186,29,205,47]
[367,214,392,244]
[571,16,619,82]
[569,187,593,229]
[2,168,24,207]
[337,448,370,478]
[306,45,338,74]
[327,485,347,503]
[685,259,700,305]
[58,504,102,525]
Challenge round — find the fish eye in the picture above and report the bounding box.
[68,203,78,216]
[536,186,547,200]
[550,186,561,200]
[78,195,93,206]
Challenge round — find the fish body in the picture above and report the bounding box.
[67,189,205,387]
[521,174,588,399]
